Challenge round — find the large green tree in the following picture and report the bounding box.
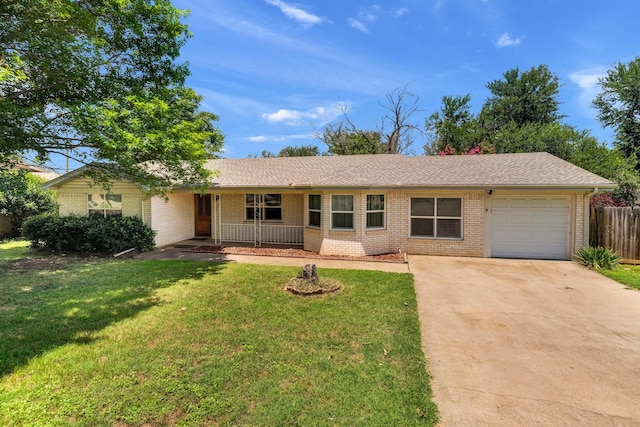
[424,94,481,154]
[593,57,640,169]
[423,64,637,184]
[0,0,223,194]
[481,64,563,129]
[318,124,384,155]
[0,170,56,237]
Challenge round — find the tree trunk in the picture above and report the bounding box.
[302,264,318,280]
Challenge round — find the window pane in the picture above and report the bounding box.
[332,195,353,212]
[438,198,461,217]
[88,209,104,218]
[246,194,257,206]
[309,211,321,227]
[264,208,282,221]
[309,194,321,210]
[105,194,122,209]
[105,210,123,218]
[437,219,461,238]
[411,198,434,216]
[246,207,257,220]
[88,194,105,209]
[332,212,353,229]
[411,218,434,236]
[264,194,281,206]
[367,195,384,211]
[367,212,384,228]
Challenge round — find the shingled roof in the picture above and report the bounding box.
[203,152,615,190]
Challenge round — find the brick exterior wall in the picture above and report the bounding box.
[151,192,193,247]
[574,193,586,253]
[50,177,592,257]
[404,192,485,257]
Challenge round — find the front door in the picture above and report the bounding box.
[194,194,212,237]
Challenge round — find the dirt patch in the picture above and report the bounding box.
[285,277,342,296]
[181,245,406,263]
[2,254,98,273]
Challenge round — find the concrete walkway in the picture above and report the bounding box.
[410,255,640,426]
[135,244,410,273]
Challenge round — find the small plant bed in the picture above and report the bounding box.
[285,264,342,295]
[181,245,406,263]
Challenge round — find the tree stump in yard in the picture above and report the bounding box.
[285,264,341,296]
[302,264,318,280]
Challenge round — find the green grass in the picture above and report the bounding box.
[0,241,437,426]
[600,264,640,290]
[0,239,31,264]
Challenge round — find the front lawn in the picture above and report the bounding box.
[0,242,437,425]
[600,264,640,290]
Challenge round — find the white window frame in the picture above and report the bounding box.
[366,194,386,230]
[245,194,282,222]
[331,195,354,231]
[87,194,123,218]
[308,194,321,228]
[410,197,463,239]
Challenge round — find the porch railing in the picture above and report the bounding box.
[219,223,304,245]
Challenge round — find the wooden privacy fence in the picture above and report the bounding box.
[590,206,640,260]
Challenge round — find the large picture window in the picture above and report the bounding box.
[331,195,354,230]
[246,194,282,221]
[410,197,462,238]
[366,194,385,229]
[88,194,122,218]
[308,194,321,228]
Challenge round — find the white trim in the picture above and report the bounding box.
[366,194,386,230]
[330,194,355,231]
[409,197,463,239]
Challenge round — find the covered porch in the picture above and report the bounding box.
[194,192,305,247]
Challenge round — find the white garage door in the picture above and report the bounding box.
[491,197,570,260]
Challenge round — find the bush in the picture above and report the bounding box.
[22,214,156,254]
[575,246,620,270]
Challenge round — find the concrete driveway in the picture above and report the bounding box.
[410,256,640,426]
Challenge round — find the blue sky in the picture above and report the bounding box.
[48,0,640,169]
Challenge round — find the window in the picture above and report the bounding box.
[366,194,385,229]
[331,195,354,230]
[308,194,321,228]
[246,194,282,221]
[88,194,122,218]
[410,197,462,238]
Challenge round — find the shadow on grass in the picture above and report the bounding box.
[0,259,224,377]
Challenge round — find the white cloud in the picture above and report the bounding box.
[395,7,409,17]
[262,105,344,126]
[265,0,323,27]
[348,18,369,33]
[495,32,521,47]
[569,67,608,114]
[249,136,267,142]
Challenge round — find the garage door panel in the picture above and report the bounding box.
[492,196,569,260]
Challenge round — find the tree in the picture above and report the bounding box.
[250,145,321,158]
[318,85,422,155]
[481,65,563,129]
[0,170,57,237]
[379,85,423,154]
[424,94,480,154]
[277,145,320,157]
[593,57,640,169]
[0,0,224,194]
[317,123,384,155]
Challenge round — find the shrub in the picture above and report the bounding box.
[575,246,620,270]
[22,214,156,254]
[0,170,57,237]
[590,192,626,208]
